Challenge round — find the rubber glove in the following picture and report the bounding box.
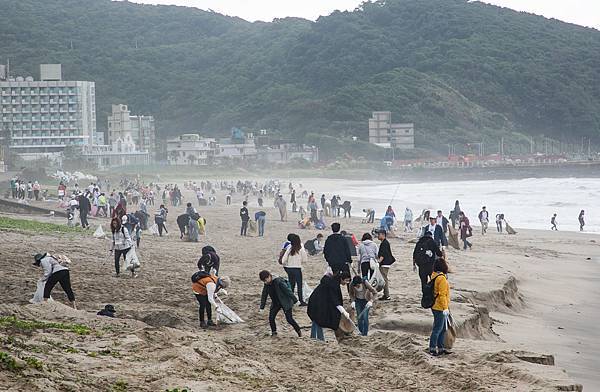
[219,289,228,296]
[366,301,373,308]
[443,309,449,317]
[340,309,350,319]
[351,301,356,310]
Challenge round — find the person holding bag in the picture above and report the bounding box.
[429,258,451,356]
[110,217,133,277]
[459,211,473,250]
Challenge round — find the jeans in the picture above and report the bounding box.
[195,294,212,324]
[462,238,472,250]
[257,216,265,236]
[44,270,75,302]
[355,298,369,336]
[496,221,503,233]
[114,247,130,275]
[269,304,300,334]
[311,321,324,341]
[429,309,447,351]
[241,220,248,236]
[284,267,304,303]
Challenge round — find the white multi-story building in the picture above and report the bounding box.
[107,104,155,158]
[167,134,218,165]
[368,111,414,150]
[0,64,96,159]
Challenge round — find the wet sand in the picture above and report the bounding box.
[0,186,596,391]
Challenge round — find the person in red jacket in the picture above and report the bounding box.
[459,212,472,250]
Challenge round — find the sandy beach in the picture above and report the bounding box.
[0,185,597,391]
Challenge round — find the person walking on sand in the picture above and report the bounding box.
[404,207,413,232]
[413,231,444,292]
[240,201,250,236]
[578,210,585,231]
[281,234,308,306]
[274,194,287,221]
[110,217,133,277]
[349,276,376,336]
[459,211,473,250]
[377,229,395,300]
[451,200,461,229]
[551,214,558,231]
[307,270,352,341]
[191,270,230,329]
[323,223,352,275]
[259,270,302,337]
[33,253,76,309]
[478,206,489,235]
[429,258,451,356]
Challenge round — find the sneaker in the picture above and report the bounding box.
[379,296,391,301]
[429,349,439,356]
[271,331,278,337]
[207,320,216,327]
[440,349,453,355]
[200,321,208,329]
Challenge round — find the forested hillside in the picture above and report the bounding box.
[2,0,599,155]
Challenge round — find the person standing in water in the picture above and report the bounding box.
[551,214,558,231]
[578,210,585,231]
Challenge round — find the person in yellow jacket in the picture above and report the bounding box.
[429,258,451,356]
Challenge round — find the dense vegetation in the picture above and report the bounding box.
[1,0,599,156]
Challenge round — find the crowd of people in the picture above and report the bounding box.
[21,175,592,360]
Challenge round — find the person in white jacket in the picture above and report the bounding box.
[110,217,133,277]
[33,253,76,309]
[358,233,379,279]
[281,233,308,306]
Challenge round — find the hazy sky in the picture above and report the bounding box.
[133,0,600,29]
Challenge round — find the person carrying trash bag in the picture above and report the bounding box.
[349,276,376,336]
[307,270,352,341]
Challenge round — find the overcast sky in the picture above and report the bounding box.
[132,0,600,29]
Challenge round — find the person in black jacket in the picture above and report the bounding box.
[412,231,444,292]
[259,270,302,337]
[307,270,352,341]
[240,201,250,236]
[78,193,91,229]
[377,230,396,300]
[323,223,352,274]
[198,245,220,275]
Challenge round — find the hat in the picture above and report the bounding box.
[104,304,115,313]
[33,253,47,266]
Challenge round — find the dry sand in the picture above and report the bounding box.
[0,186,597,391]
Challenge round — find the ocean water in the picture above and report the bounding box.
[298,177,599,233]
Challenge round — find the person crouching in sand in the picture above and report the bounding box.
[191,270,230,329]
[33,253,76,309]
[258,270,302,337]
[307,270,352,341]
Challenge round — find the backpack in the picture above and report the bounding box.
[421,274,443,309]
[304,239,316,255]
[191,270,209,283]
[414,239,432,267]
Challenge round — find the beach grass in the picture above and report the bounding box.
[0,216,79,234]
[0,316,91,335]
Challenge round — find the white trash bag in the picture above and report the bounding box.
[125,248,141,271]
[215,297,244,324]
[149,224,159,236]
[93,225,106,238]
[368,259,386,292]
[30,280,53,304]
[302,282,314,303]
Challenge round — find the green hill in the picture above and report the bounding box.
[2,0,599,156]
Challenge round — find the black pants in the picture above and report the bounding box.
[269,304,300,334]
[285,267,304,303]
[418,262,434,292]
[80,211,89,228]
[114,247,130,274]
[44,270,75,301]
[241,220,248,236]
[195,294,212,323]
[361,262,374,279]
[331,263,350,275]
